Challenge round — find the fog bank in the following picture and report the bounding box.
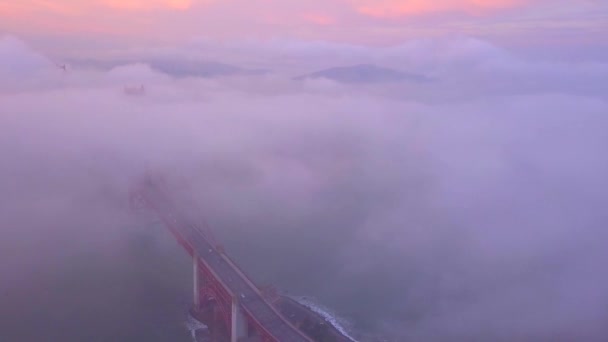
[1,35,608,341]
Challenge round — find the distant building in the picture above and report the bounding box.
[124,84,146,96]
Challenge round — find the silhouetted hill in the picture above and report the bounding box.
[148,59,267,78]
[296,64,430,84]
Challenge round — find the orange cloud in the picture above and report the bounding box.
[0,0,196,16]
[101,0,195,10]
[352,0,525,18]
[0,0,201,37]
[0,3,18,16]
[0,1,84,16]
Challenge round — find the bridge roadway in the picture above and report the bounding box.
[140,181,311,342]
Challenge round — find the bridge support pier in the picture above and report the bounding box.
[193,253,200,310]
[231,299,248,342]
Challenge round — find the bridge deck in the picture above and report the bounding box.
[141,181,311,342]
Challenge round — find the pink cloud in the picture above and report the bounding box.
[0,0,207,37]
[302,13,336,26]
[1,0,604,48]
[0,1,84,16]
[351,0,526,18]
[101,0,197,11]
[1,0,200,15]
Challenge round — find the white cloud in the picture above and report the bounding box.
[0,35,55,88]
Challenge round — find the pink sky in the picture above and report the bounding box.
[0,0,606,47]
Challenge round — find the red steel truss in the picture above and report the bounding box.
[130,174,312,342]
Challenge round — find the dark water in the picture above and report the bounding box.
[0,221,386,341]
[0,227,193,342]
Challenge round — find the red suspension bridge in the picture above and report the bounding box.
[130,174,354,342]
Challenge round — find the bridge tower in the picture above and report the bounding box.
[192,251,249,342]
[193,254,200,310]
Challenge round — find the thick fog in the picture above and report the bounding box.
[1,35,608,341]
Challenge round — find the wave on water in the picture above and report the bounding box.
[289,295,359,342]
[185,313,208,341]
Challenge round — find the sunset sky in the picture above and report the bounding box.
[1,0,607,56]
[2,2,608,342]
